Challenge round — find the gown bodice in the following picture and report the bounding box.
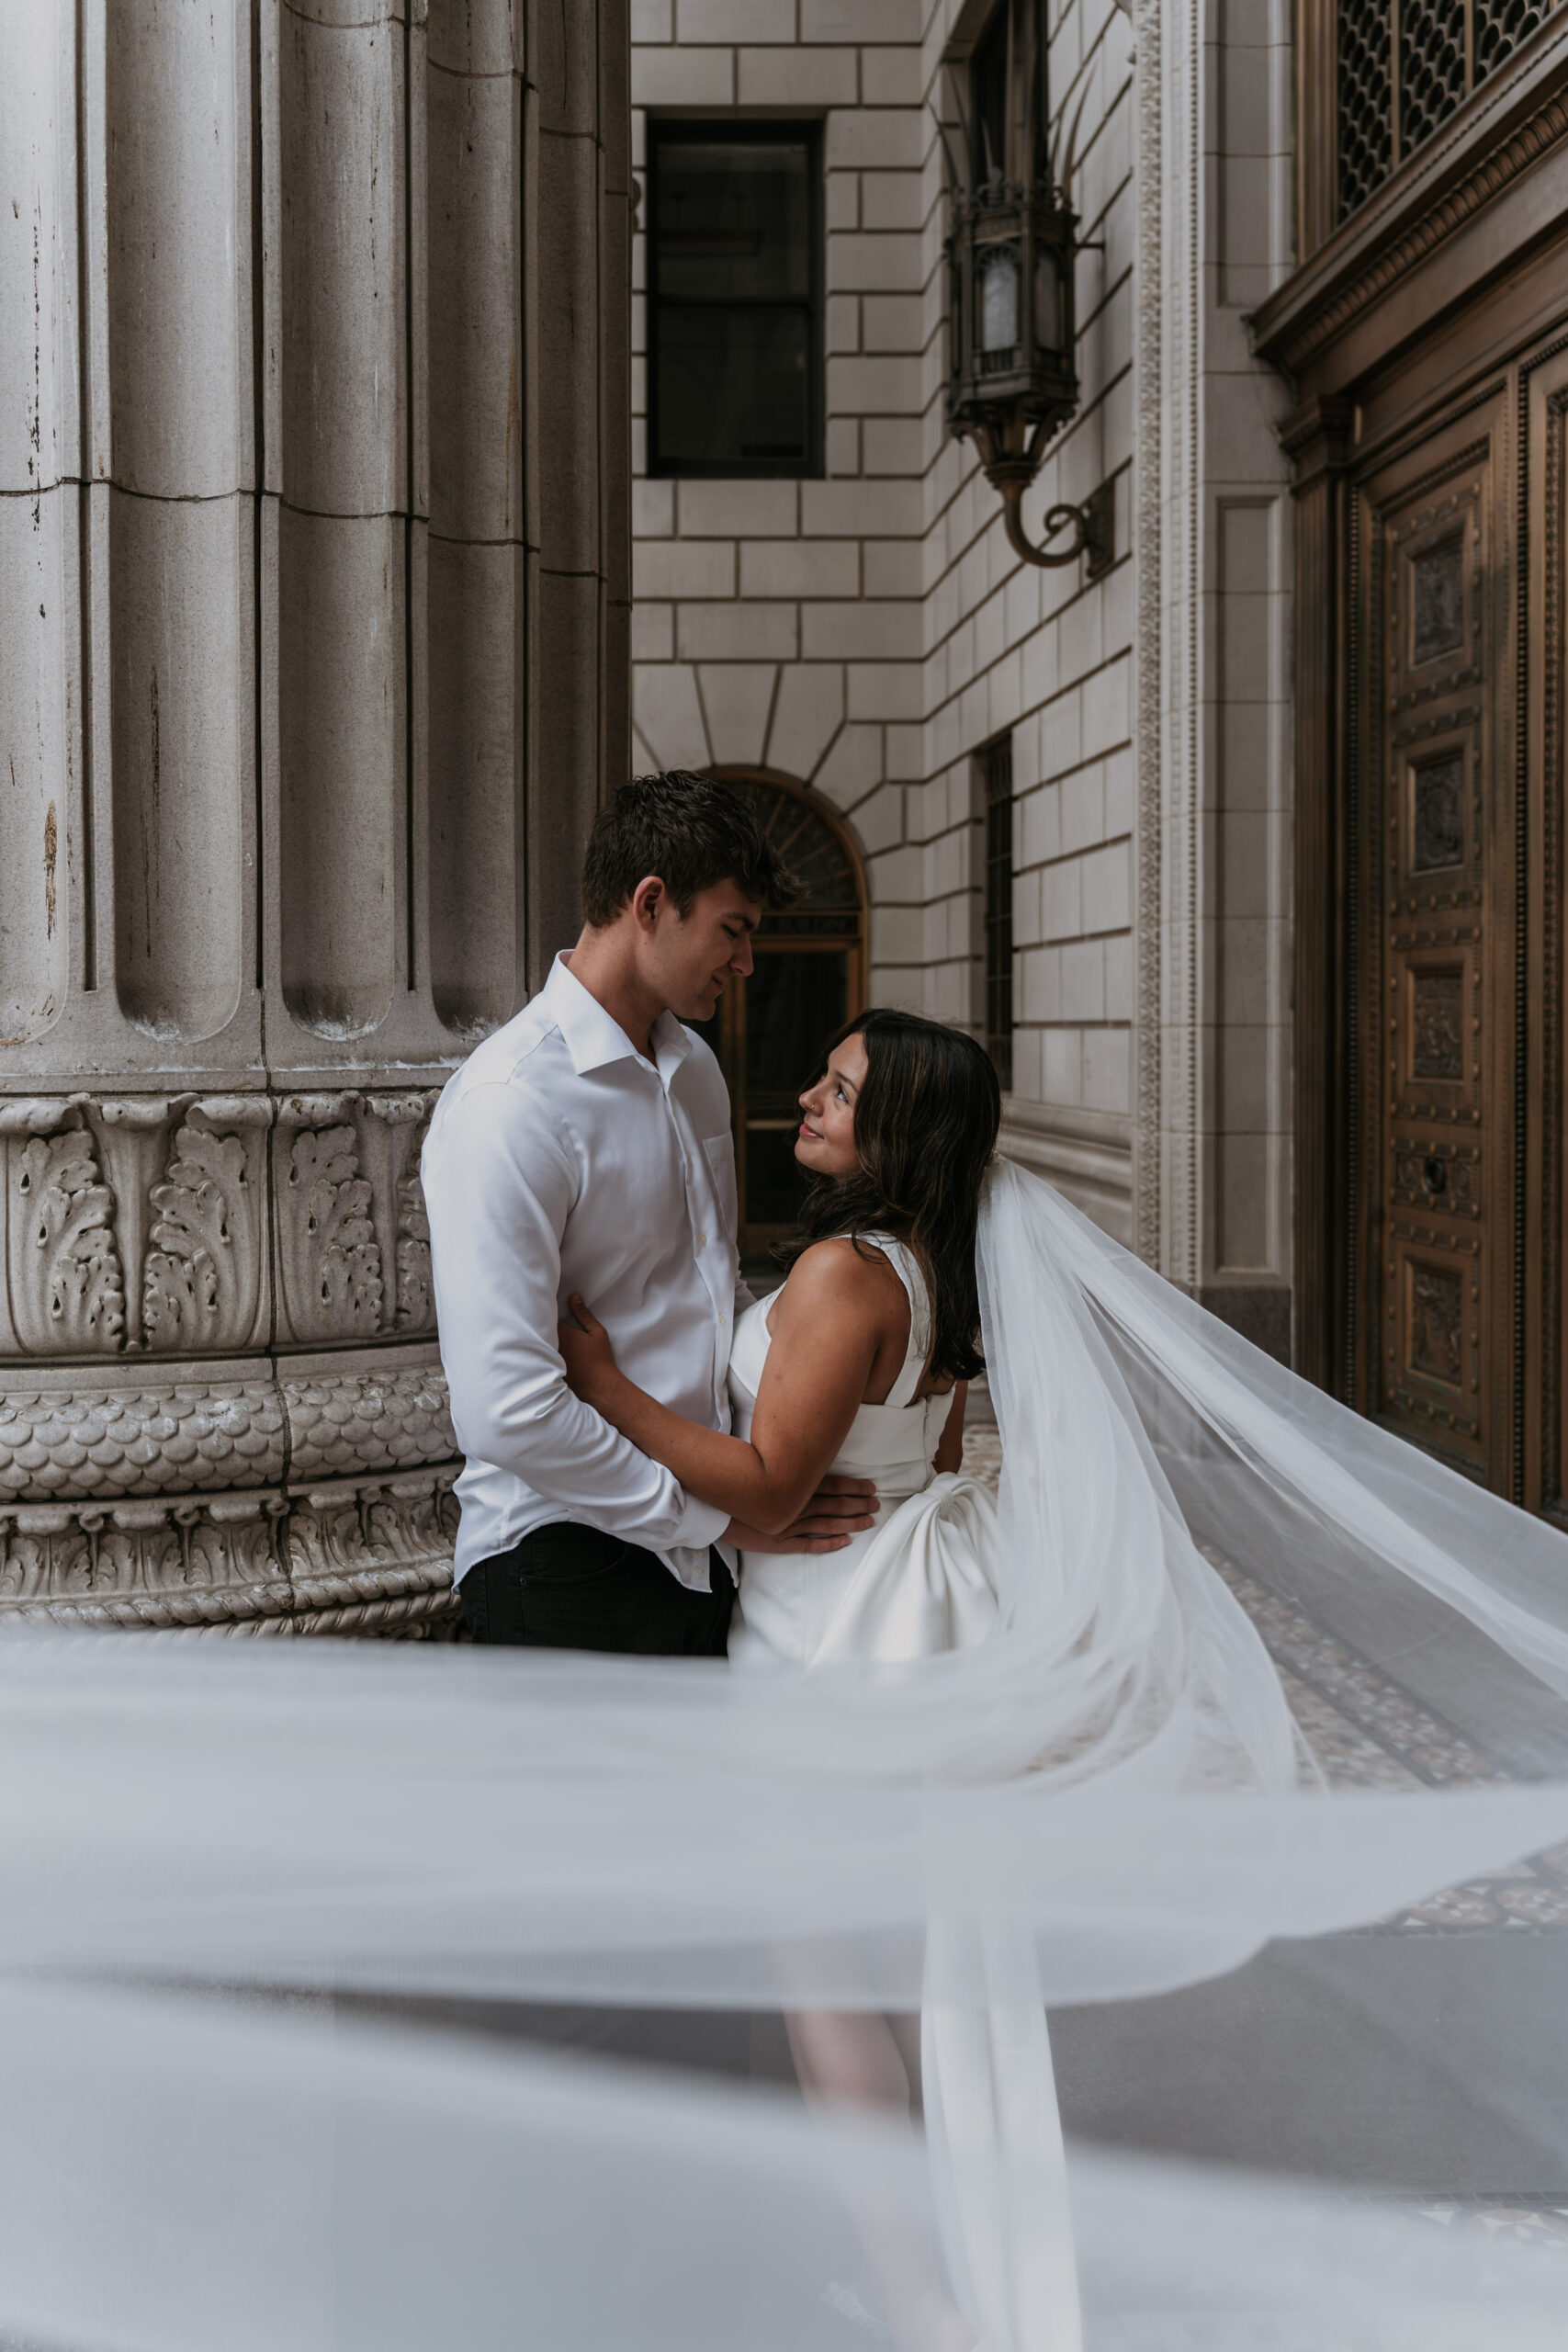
[726,1232,998,1672]
[727,1232,953,1499]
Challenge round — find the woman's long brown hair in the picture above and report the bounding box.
[780,1010,1001,1383]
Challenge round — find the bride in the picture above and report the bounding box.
[560,1005,1033,2352]
[559,999,1568,2352]
[558,1008,1007,1675]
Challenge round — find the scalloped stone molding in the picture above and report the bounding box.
[0,1346,457,1501]
[0,1346,462,1631]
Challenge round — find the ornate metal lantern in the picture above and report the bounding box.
[942,0,1111,572]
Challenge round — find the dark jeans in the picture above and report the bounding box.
[458,1521,735,1657]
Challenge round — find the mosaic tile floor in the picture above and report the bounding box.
[956,1423,1568,1932]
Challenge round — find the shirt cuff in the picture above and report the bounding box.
[673,1489,730,1553]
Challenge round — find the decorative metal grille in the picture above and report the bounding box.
[1338,0,1395,215]
[1476,0,1551,79]
[983,736,1015,1093]
[1337,0,1560,222]
[1399,0,1467,149]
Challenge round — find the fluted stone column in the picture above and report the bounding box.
[0,0,631,1630]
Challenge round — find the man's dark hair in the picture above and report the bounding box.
[581,771,803,929]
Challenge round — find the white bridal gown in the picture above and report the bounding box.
[727,1233,1002,1671]
[727,1233,1080,2352]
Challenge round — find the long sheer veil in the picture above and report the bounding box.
[3,1157,1568,2348]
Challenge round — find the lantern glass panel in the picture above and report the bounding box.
[980,250,1020,352]
[1033,245,1062,352]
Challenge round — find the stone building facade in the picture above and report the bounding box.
[0,0,630,1628]
[626,0,1298,1359]
[9,0,1565,1625]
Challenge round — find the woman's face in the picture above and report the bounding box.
[795,1031,868,1180]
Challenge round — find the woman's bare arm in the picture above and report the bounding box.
[932,1381,967,1476]
[558,1242,901,1535]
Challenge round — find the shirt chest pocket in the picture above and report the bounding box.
[704,1132,739,1237]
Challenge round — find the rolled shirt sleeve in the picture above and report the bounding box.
[424,1082,729,1556]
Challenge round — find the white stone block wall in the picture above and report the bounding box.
[630,0,1297,1291]
[629,0,1140,1236]
[630,0,930,1023]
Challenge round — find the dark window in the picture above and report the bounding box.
[983,735,1014,1091]
[648,121,821,478]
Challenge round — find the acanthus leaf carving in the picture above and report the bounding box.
[395,1115,434,1332]
[8,1126,127,1355]
[356,1091,439,1336]
[280,1124,384,1342]
[144,1122,264,1353]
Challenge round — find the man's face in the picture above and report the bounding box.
[643,877,762,1023]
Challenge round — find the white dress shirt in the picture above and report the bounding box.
[422,953,750,1589]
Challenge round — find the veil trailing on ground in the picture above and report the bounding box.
[4,1159,1568,2349]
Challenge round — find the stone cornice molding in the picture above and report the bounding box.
[1251,20,1568,379]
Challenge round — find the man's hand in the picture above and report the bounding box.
[725,1474,877,1555]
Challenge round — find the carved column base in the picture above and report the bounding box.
[0,1469,459,1636]
[0,1343,461,1637]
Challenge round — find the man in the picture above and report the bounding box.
[422,770,875,1654]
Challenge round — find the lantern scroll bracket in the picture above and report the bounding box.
[1000,473,1114,575]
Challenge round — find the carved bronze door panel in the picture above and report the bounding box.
[1352,397,1516,1485]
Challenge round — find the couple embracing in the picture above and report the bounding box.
[422,769,1002,1674]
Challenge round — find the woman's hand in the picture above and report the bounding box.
[558,1293,623,1413]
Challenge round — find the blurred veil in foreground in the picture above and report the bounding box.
[3,1160,1568,2351]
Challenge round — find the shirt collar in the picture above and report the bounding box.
[544,953,694,1085]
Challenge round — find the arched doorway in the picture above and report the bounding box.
[691,773,867,1264]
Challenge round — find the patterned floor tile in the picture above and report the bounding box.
[964,1421,1568,1928]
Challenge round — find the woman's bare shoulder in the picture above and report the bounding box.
[770,1238,904,1335]
[788,1235,897,1286]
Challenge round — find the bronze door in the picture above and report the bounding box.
[1350,391,1517,1485]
